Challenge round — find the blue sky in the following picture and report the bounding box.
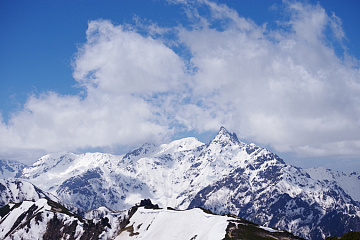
[1,0,360,171]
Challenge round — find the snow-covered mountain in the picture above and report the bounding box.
[188,161,360,239]
[19,128,262,211]
[0,178,58,207]
[305,167,360,203]
[16,127,360,239]
[0,198,302,240]
[0,159,26,179]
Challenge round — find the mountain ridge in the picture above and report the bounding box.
[0,198,304,240]
[3,127,360,239]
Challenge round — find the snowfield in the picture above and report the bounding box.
[116,207,230,240]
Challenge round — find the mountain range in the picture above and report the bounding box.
[0,127,359,239]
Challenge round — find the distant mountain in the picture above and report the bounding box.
[17,127,360,239]
[305,167,360,203]
[0,198,302,240]
[0,159,27,179]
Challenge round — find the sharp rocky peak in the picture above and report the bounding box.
[211,126,242,146]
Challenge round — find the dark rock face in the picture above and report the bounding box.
[138,198,160,209]
[224,217,304,240]
[43,215,113,240]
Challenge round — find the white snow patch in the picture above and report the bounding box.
[116,207,231,240]
[258,226,283,233]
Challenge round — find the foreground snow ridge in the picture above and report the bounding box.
[115,205,302,240]
[0,198,303,240]
[117,207,229,240]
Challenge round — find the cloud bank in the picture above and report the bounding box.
[1,1,360,169]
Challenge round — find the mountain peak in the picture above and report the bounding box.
[213,126,240,144]
[218,126,231,135]
[159,137,204,154]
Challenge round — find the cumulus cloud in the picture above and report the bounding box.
[177,1,360,162]
[73,20,185,94]
[0,91,170,164]
[0,19,185,164]
[1,1,359,169]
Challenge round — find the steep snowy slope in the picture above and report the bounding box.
[0,178,58,207]
[0,198,124,240]
[305,167,360,203]
[17,127,360,239]
[0,159,26,179]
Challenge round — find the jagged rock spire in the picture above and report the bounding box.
[211,126,240,146]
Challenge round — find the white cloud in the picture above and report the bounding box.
[174,0,360,161]
[0,1,359,170]
[73,20,185,94]
[0,91,170,164]
[0,20,185,163]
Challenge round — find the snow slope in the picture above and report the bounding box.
[0,178,58,207]
[116,207,229,240]
[0,199,51,239]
